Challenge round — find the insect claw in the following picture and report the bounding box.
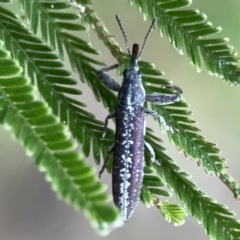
[173,128,180,133]
[165,124,180,133]
[98,170,103,180]
[151,157,161,166]
[100,132,106,139]
[164,85,183,94]
[100,128,109,139]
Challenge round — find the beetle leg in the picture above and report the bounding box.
[101,111,116,138]
[144,108,174,132]
[99,143,115,179]
[97,64,121,92]
[144,141,161,165]
[146,86,182,105]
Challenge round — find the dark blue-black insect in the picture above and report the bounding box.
[97,15,182,221]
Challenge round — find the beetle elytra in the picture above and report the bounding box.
[97,15,182,221]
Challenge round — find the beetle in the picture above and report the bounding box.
[97,15,182,221]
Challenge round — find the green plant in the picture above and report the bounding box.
[0,0,239,239]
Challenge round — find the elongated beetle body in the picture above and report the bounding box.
[97,15,182,221]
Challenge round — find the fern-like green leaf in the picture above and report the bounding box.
[127,0,240,84]
[0,3,116,170]
[0,42,122,234]
[158,201,187,226]
[144,131,240,238]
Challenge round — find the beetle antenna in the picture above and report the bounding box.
[138,18,157,59]
[116,15,131,57]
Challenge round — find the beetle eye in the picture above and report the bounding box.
[138,70,142,77]
[123,69,127,77]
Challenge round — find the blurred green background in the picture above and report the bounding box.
[0,0,240,239]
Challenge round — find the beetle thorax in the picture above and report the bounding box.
[118,64,146,106]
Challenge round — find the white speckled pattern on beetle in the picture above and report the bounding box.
[97,15,182,222]
[113,77,146,220]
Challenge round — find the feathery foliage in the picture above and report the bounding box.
[128,0,240,84]
[0,0,239,239]
[0,41,121,234]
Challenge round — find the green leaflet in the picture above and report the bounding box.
[131,0,240,84]
[0,43,121,234]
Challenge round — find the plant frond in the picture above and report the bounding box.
[83,7,126,64]
[155,150,240,239]
[126,0,240,84]
[0,42,122,234]
[142,130,240,239]
[0,5,118,168]
[19,1,122,127]
[137,59,240,199]
[141,129,240,238]
[141,164,187,226]
[141,185,187,226]
[86,2,240,85]
[158,200,187,226]
[142,166,171,203]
